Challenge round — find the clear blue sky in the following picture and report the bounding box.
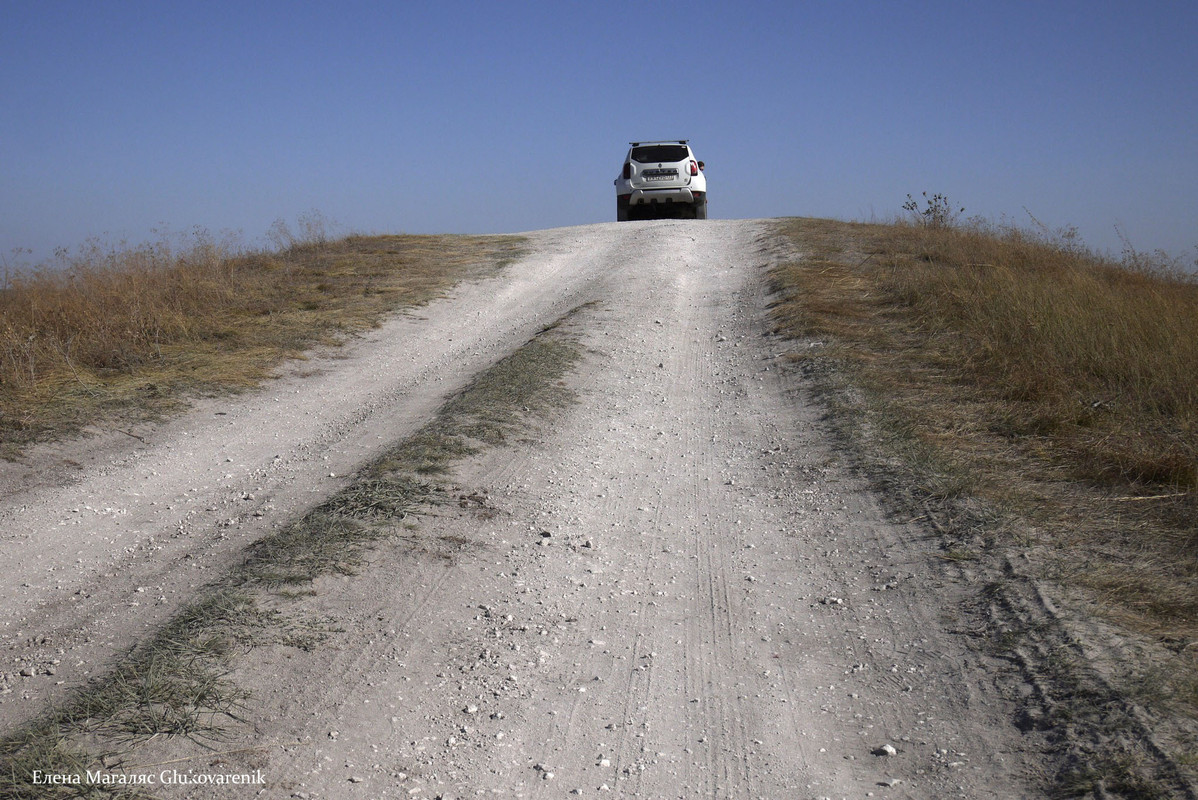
[3,0,1195,265]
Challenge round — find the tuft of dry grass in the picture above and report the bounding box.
[0,228,525,456]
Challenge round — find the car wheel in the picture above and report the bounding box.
[694,199,708,220]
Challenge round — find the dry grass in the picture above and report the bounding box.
[772,216,1198,793]
[772,217,1198,638]
[0,228,525,456]
[883,223,1197,489]
[372,336,580,476]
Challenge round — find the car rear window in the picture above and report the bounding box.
[630,145,689,164]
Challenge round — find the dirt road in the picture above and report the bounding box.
[1,221,1042,797]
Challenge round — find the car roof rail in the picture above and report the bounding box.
[629,140,688,146]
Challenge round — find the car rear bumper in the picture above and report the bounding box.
[625,187,700,206]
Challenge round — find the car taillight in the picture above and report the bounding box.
[623,162,631,179]
[689,160,698,176]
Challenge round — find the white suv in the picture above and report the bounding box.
[614,140,707,221]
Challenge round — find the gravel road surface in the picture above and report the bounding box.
[1,220,1040,798]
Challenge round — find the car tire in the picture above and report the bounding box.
[617,198,631,222]
[694,199,708,220]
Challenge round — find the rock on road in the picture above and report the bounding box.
[0,220,1038,798]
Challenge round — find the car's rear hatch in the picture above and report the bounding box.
[627,144,691,190]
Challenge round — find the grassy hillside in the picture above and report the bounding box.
[771,216,1198,792]
[0,230,525,457]
[772,217,1197,629]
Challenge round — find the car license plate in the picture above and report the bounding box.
[645,174,672,181]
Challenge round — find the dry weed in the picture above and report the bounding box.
[0,230,525,453]
[771,215,1198,794]
[771,216,1197,639]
